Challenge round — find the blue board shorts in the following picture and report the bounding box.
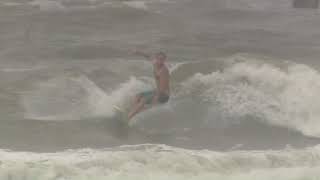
[139,90,169,105]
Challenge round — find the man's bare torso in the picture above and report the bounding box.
[154,64,170,95]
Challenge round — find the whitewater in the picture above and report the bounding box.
[2,144,320,180]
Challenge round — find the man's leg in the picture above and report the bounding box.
[128,98,146,120]
[128,91,154,120]
[132,94,142,106]
[151,93,159,105]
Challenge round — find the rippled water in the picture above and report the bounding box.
[1,0,320,179]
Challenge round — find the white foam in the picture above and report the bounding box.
[29,0,65,11]
[1,2,22,7]
[22,75,151,120]
[83,75,152,117]
[1,66,47,72]
[1,144,320,180]
[179,59,320,137]
[224,0,292,10]
[122,1,148,10]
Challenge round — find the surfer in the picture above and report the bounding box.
[127,50,170,120]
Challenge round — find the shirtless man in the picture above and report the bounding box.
[127,51,170,120]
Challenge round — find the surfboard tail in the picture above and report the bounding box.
[113,105,129,124]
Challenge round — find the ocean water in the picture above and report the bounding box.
[1,0,320,179]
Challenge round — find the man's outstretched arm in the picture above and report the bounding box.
[133,50,151,60]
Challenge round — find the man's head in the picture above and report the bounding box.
[153,52,167,66]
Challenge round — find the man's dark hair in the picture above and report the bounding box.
[155,52,167,60]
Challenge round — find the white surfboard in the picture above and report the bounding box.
[112,105,129,125]
[112,105,130,138]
